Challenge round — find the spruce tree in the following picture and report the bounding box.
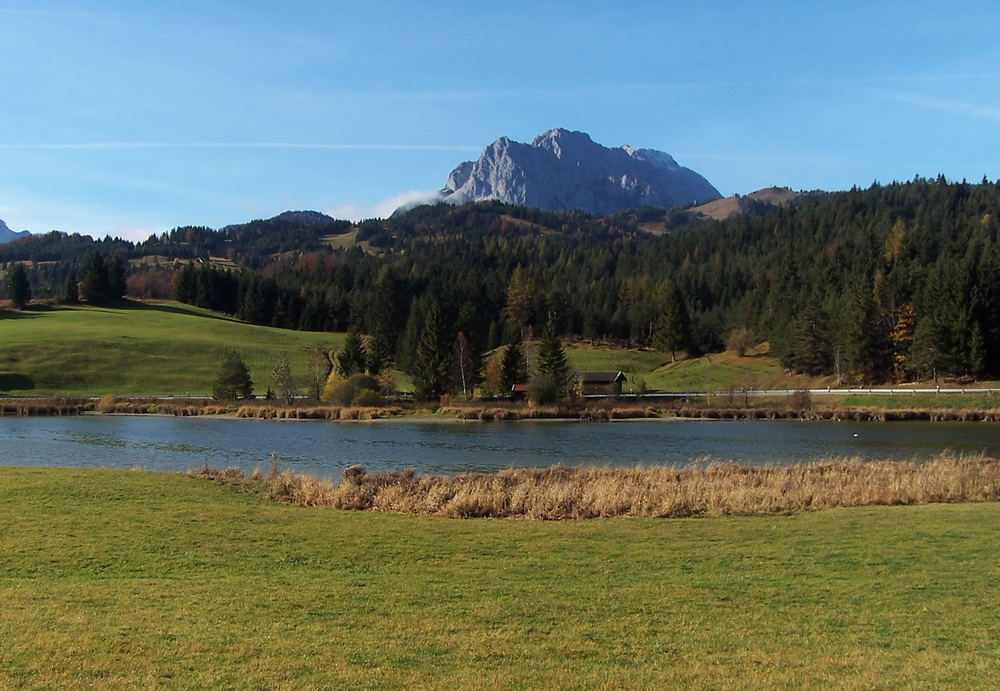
[63,269,79,304]
[411,304,452,401]
[365,330,394,377]
[6,262,31,309]
[107,253,127,301]
[213,351,254,400]
[500,329,527,394]
[535,320,571,397]
[80,251,110,305]
[652,281,692,362]
[395,298,423,374]
[845,285,883,384]
[336,331,367,378]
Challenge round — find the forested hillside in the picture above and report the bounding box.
[3,176,999,385]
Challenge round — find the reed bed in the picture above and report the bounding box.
[439,404,660,421]
[0,400,91,416]
[191,454,1000,520]
[675,407,1000,421]
[234,405,401,420]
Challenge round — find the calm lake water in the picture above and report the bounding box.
[0,415,998,478]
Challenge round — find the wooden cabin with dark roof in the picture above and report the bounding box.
[580,371,626,397]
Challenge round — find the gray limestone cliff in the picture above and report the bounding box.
[438,129,721,214]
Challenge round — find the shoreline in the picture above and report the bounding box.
[3,396,1000,423]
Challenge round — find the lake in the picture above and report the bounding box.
[0,415,997,478]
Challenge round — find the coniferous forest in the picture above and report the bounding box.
[4,176,1000,385]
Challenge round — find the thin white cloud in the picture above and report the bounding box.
[0,142,481,152]
[881,91,1000,124]
[675,152,851,167]
[302,72,1000,105]
[372,190,446,219]
[0,8,91,15]
[324,204,364,222]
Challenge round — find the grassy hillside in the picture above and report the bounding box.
[1,301,805,398]
[3,301,977,400]
[1,466,998,689]
[564,343,818,393]
[0,301,344,396]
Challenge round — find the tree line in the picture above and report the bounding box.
[5,177,1000,385]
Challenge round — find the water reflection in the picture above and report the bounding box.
[0,415,996,478]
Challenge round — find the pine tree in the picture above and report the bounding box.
[365,331,394,377]
[412,304,452,401]
[652,281,692,362]
[535,320,571,397]
[336,331,367,378]
[503,264,535,327]
[845,285,883,384]
[80,251,110,305]
[107,253,127,301]
[63,269,79,304]
[6,262,31,309]
[908,317,945,383]
[395,298,423,373]
[790,302,832,376]
[500,329,527,394]
[213,350,254,400]
[173,263,196,305]
[891,303,917,383]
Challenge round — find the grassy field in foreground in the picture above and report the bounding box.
[0,302,344,396]
[2,467,999,689]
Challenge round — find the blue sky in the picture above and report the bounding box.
[2,1,1000,241]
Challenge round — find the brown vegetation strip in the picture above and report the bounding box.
[192,455,1000,520]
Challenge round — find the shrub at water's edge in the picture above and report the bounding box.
[191,454,1000,519]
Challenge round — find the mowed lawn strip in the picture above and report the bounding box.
[0,302,343,396]
[1,466,998,689]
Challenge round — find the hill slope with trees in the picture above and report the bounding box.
[3,176,1000,387]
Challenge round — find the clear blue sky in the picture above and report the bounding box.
[2,1,999,241]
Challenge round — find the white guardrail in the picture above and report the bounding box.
[602,388,1000,399]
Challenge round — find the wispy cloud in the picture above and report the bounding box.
[0,142,481,151]
[0,8,92,16]
[322,72,1000,104]
[674,152,851,167]
[881,91,1000,124]
[372,190,446,219]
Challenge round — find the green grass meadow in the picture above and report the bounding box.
[1,466,998,689]
[0,302,344,396]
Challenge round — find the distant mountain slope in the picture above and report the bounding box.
[0,219,30,244]
[689,187,823,221]
[437,128,721,215]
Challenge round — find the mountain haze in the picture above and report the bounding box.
[0,219,30,244]
[436,128,721,215]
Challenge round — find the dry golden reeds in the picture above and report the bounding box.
[191,455,1000,520]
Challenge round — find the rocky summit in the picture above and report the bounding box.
[438,128,721,215]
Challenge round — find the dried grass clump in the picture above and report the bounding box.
[197,454,1000,520]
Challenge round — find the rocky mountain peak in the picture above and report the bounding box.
[438,129,720,215]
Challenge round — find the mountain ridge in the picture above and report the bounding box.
[0,219,30,244]
[410,128,722,216]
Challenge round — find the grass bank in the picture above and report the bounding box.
[196,455,1000,519]
[1,466,998,689]
[0,301,343,396]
